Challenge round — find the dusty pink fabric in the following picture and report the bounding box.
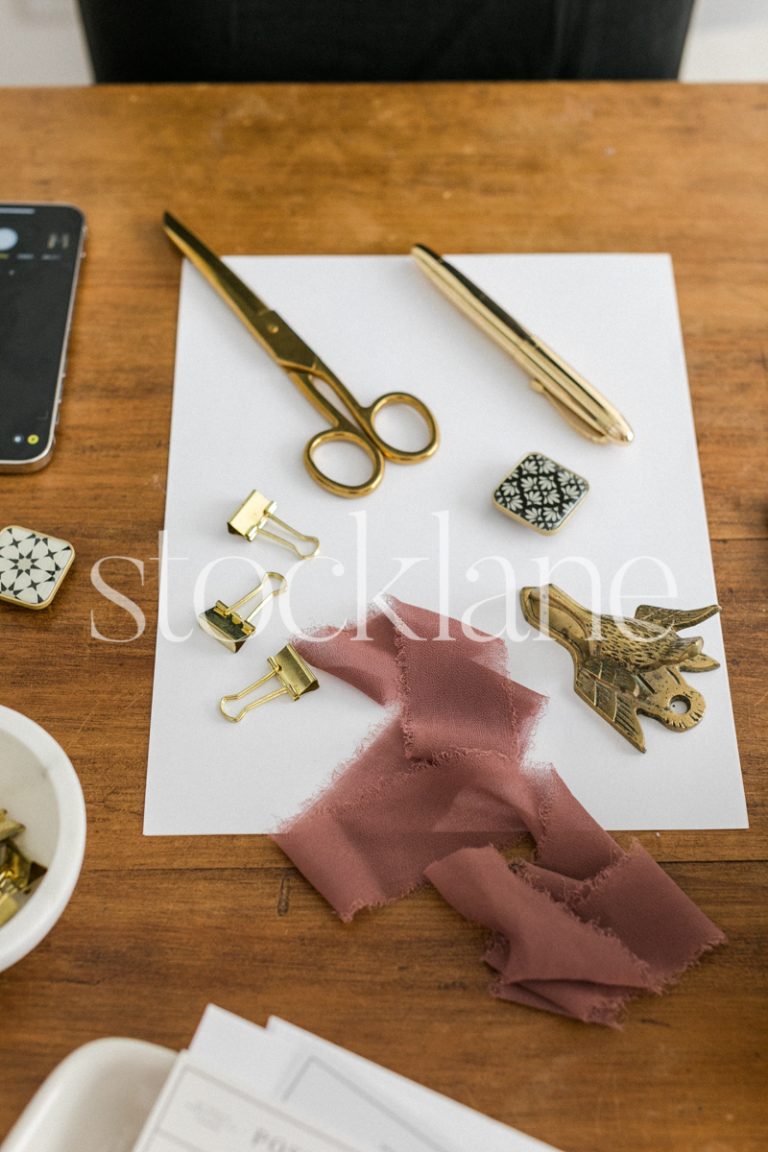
[274,598,724,1025]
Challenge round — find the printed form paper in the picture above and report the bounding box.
[144,254,746,833]
[131,1053,367,1152]
[188,1004,562,1152]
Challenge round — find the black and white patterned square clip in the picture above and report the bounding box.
[493,452,589,535]
[0,525,75,610]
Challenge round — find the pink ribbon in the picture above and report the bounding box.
[274,599,724,1025]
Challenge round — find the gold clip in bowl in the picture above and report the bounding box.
[199,571,286,653]
[0,831,47,927]
[0,837,46,891]
[0,879,24,927]
[227,490,319,560]
[219,643,319,722]
[0,809,25,844]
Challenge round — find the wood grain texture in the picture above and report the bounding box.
[0,83,766,1149]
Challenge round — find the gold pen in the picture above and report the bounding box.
[411,244,633,445]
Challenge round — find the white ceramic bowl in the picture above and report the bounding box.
[0,705,86,972]
[0,1038,175,1152]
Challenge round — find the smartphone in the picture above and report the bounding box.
[0,203,86,472]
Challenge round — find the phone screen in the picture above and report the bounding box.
[0,204,85,469]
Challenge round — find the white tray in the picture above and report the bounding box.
[1,1037,175,1152]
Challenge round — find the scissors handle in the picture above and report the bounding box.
[285,360,438,497]
[365,391,440,464]
[303,388,439,498]
[304,426,385,499]
[244,301,440,496]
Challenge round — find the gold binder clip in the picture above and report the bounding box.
[0,875,25,926]
[0,832,47,927]
[219,643,319,722]
[0,837,46,891]
[199,571,286,652]
[227,491,319,560]
[0,809,25,844]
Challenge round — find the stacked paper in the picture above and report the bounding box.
[131,1004,561,1152]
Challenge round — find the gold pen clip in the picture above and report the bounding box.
[411,244,633,446]
[199,571,286,653]
[219,643,319,722]
[228,490,319,560]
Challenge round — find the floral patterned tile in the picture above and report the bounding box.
[493,452,589,534]
[0,525,75,610]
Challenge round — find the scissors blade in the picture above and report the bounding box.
[163,211,272,338]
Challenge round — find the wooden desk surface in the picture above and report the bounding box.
[0,82,766,1151]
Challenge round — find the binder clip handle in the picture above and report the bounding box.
[228,571,287,624]
[227,490,319,560]
[219,643,319,722]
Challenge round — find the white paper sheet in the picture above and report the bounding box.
[131,1052,366,1152]
[190,1009,459,1152]
[144,254,746,833]
[189,1005,560,1152]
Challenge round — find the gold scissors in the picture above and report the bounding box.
[164,213,439,497]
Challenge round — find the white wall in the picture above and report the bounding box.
[0,0,91,84]
[680,0,768,80]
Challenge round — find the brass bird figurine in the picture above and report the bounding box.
[520,585,720,752]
